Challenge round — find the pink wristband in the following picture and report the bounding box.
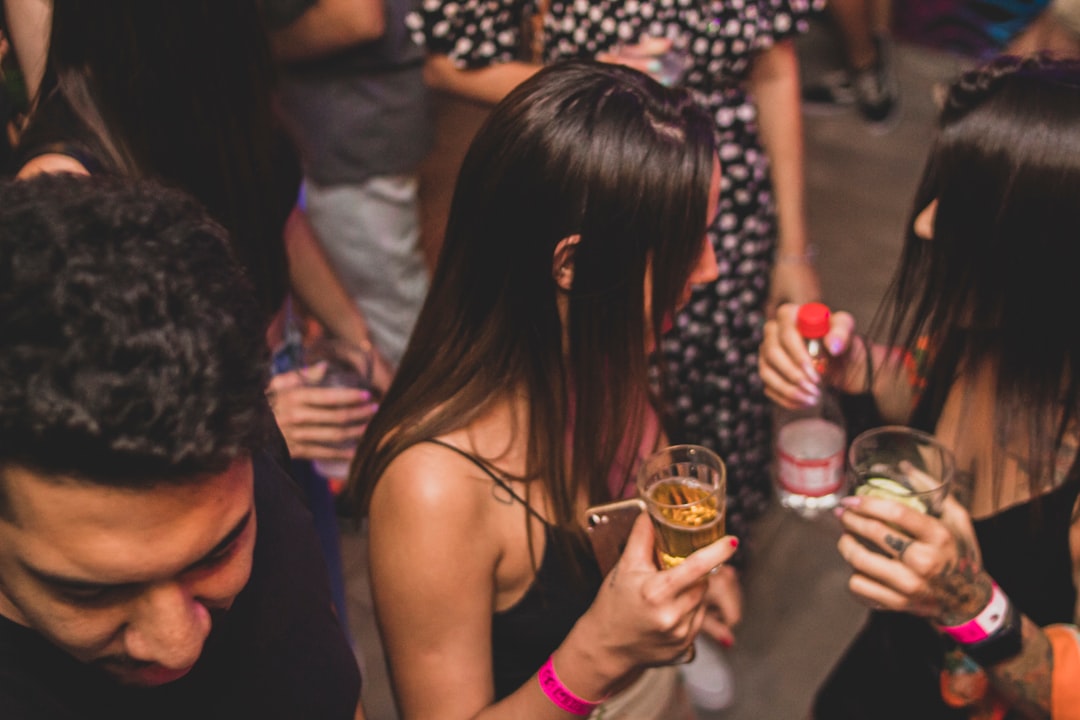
[939,582,1010,644]
[537,656,601,716]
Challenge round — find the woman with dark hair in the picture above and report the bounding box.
[762,55,1080,719]
[349,61,738,719]
[6,0,388,469]
[409,0,825,574]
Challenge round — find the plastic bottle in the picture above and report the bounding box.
[774,302,846,518]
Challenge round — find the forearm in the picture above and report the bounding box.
[423,55,539,105]
[749,41,809,260]
[983,616,1052,719]
[3,0,50,100]
[283,206,372,349]
[268,0,385,62]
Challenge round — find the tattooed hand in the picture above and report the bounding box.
[836,493,995,626]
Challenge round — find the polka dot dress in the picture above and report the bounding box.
[410,0,823,544]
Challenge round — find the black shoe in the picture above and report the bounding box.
[802,70,857,115]
[852,34,899,132]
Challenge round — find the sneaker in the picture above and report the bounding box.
[851,34,899,132]
[801,69,856,115]
[680,635,736,712]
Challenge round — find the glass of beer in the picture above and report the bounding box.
[849,426,955,518]
[637,444,726,569]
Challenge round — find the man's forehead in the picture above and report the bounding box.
[0,459,254,531]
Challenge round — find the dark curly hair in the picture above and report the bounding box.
[0,174,271,495]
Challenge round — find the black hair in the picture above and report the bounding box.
[0,174,271,494]
[880,54,1080,494]
[350,61,716,535]
[18,0,293,320]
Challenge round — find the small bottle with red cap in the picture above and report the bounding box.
[774,302,846,518]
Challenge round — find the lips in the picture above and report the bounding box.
[125,662,195,687]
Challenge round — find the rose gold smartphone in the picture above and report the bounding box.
[582,498,646,576]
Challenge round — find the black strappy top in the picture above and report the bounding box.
[814,348,1080,719]
[425,439,604,701]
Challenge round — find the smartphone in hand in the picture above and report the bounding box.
[583,498,646,576]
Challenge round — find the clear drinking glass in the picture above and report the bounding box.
[302,336,376,480]
[637,444,726,664]
[848,426,955,517]
[609,36,690,87]
[637,445,726,568]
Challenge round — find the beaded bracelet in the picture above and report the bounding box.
[537,656,602,716]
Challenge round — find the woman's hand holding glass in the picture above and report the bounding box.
[836,493,994,627]
[566,512,738,692]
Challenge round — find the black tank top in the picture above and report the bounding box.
[814,351,1080,719]
[425,439,603,701]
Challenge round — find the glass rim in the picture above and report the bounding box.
[636,443,726,505]
[848,425,956,491]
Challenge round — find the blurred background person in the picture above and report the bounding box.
[265,0,432,369]
[802,0,900,130]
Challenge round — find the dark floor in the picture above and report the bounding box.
[342,30,975,720]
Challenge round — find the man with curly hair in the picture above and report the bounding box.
[0,174,364,719]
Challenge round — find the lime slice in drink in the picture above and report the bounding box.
[854,477,928,514]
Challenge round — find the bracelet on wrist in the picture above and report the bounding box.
[939,582,1009,643]
[775,245,817,266]
[939,582,1023,667]
[962,602,1023,667]
[537,656,603,716]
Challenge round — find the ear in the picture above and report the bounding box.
[552,234,580,291]
[913,199,938,240]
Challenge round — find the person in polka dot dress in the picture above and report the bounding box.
[410,0,823,568]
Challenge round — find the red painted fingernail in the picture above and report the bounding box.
[720,637,733,648]
[729,537,739,549]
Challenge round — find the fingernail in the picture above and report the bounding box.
[802,362,821,384]
[839,496,861,508]
[829,338,844,356]
[720,637,733,648]
[833,507,845,518]
[359,390,373,402]
[799,379,821,397]
[647,59,662,73]
[729,537,739,549]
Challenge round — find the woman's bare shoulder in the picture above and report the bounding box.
[371,439,500,528]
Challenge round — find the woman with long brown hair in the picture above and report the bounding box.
[349,61,738,719]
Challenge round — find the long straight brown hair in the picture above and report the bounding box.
[348,61,715,542]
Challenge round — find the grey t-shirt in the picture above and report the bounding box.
[265,0,432,185]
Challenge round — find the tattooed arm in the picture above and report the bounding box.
[836,494,1055,718]
[982,617,1052,720]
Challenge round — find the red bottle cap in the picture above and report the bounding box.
[796,302,831,339]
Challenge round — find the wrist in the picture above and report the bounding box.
[555,617,630,701]
[775,243,817,266]
[938,580,1023,666]
[537,656,604,716]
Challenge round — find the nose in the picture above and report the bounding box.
[125,583,212,670]
[688,238,719,286]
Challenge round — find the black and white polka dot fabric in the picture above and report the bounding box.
[409,0,824,548]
